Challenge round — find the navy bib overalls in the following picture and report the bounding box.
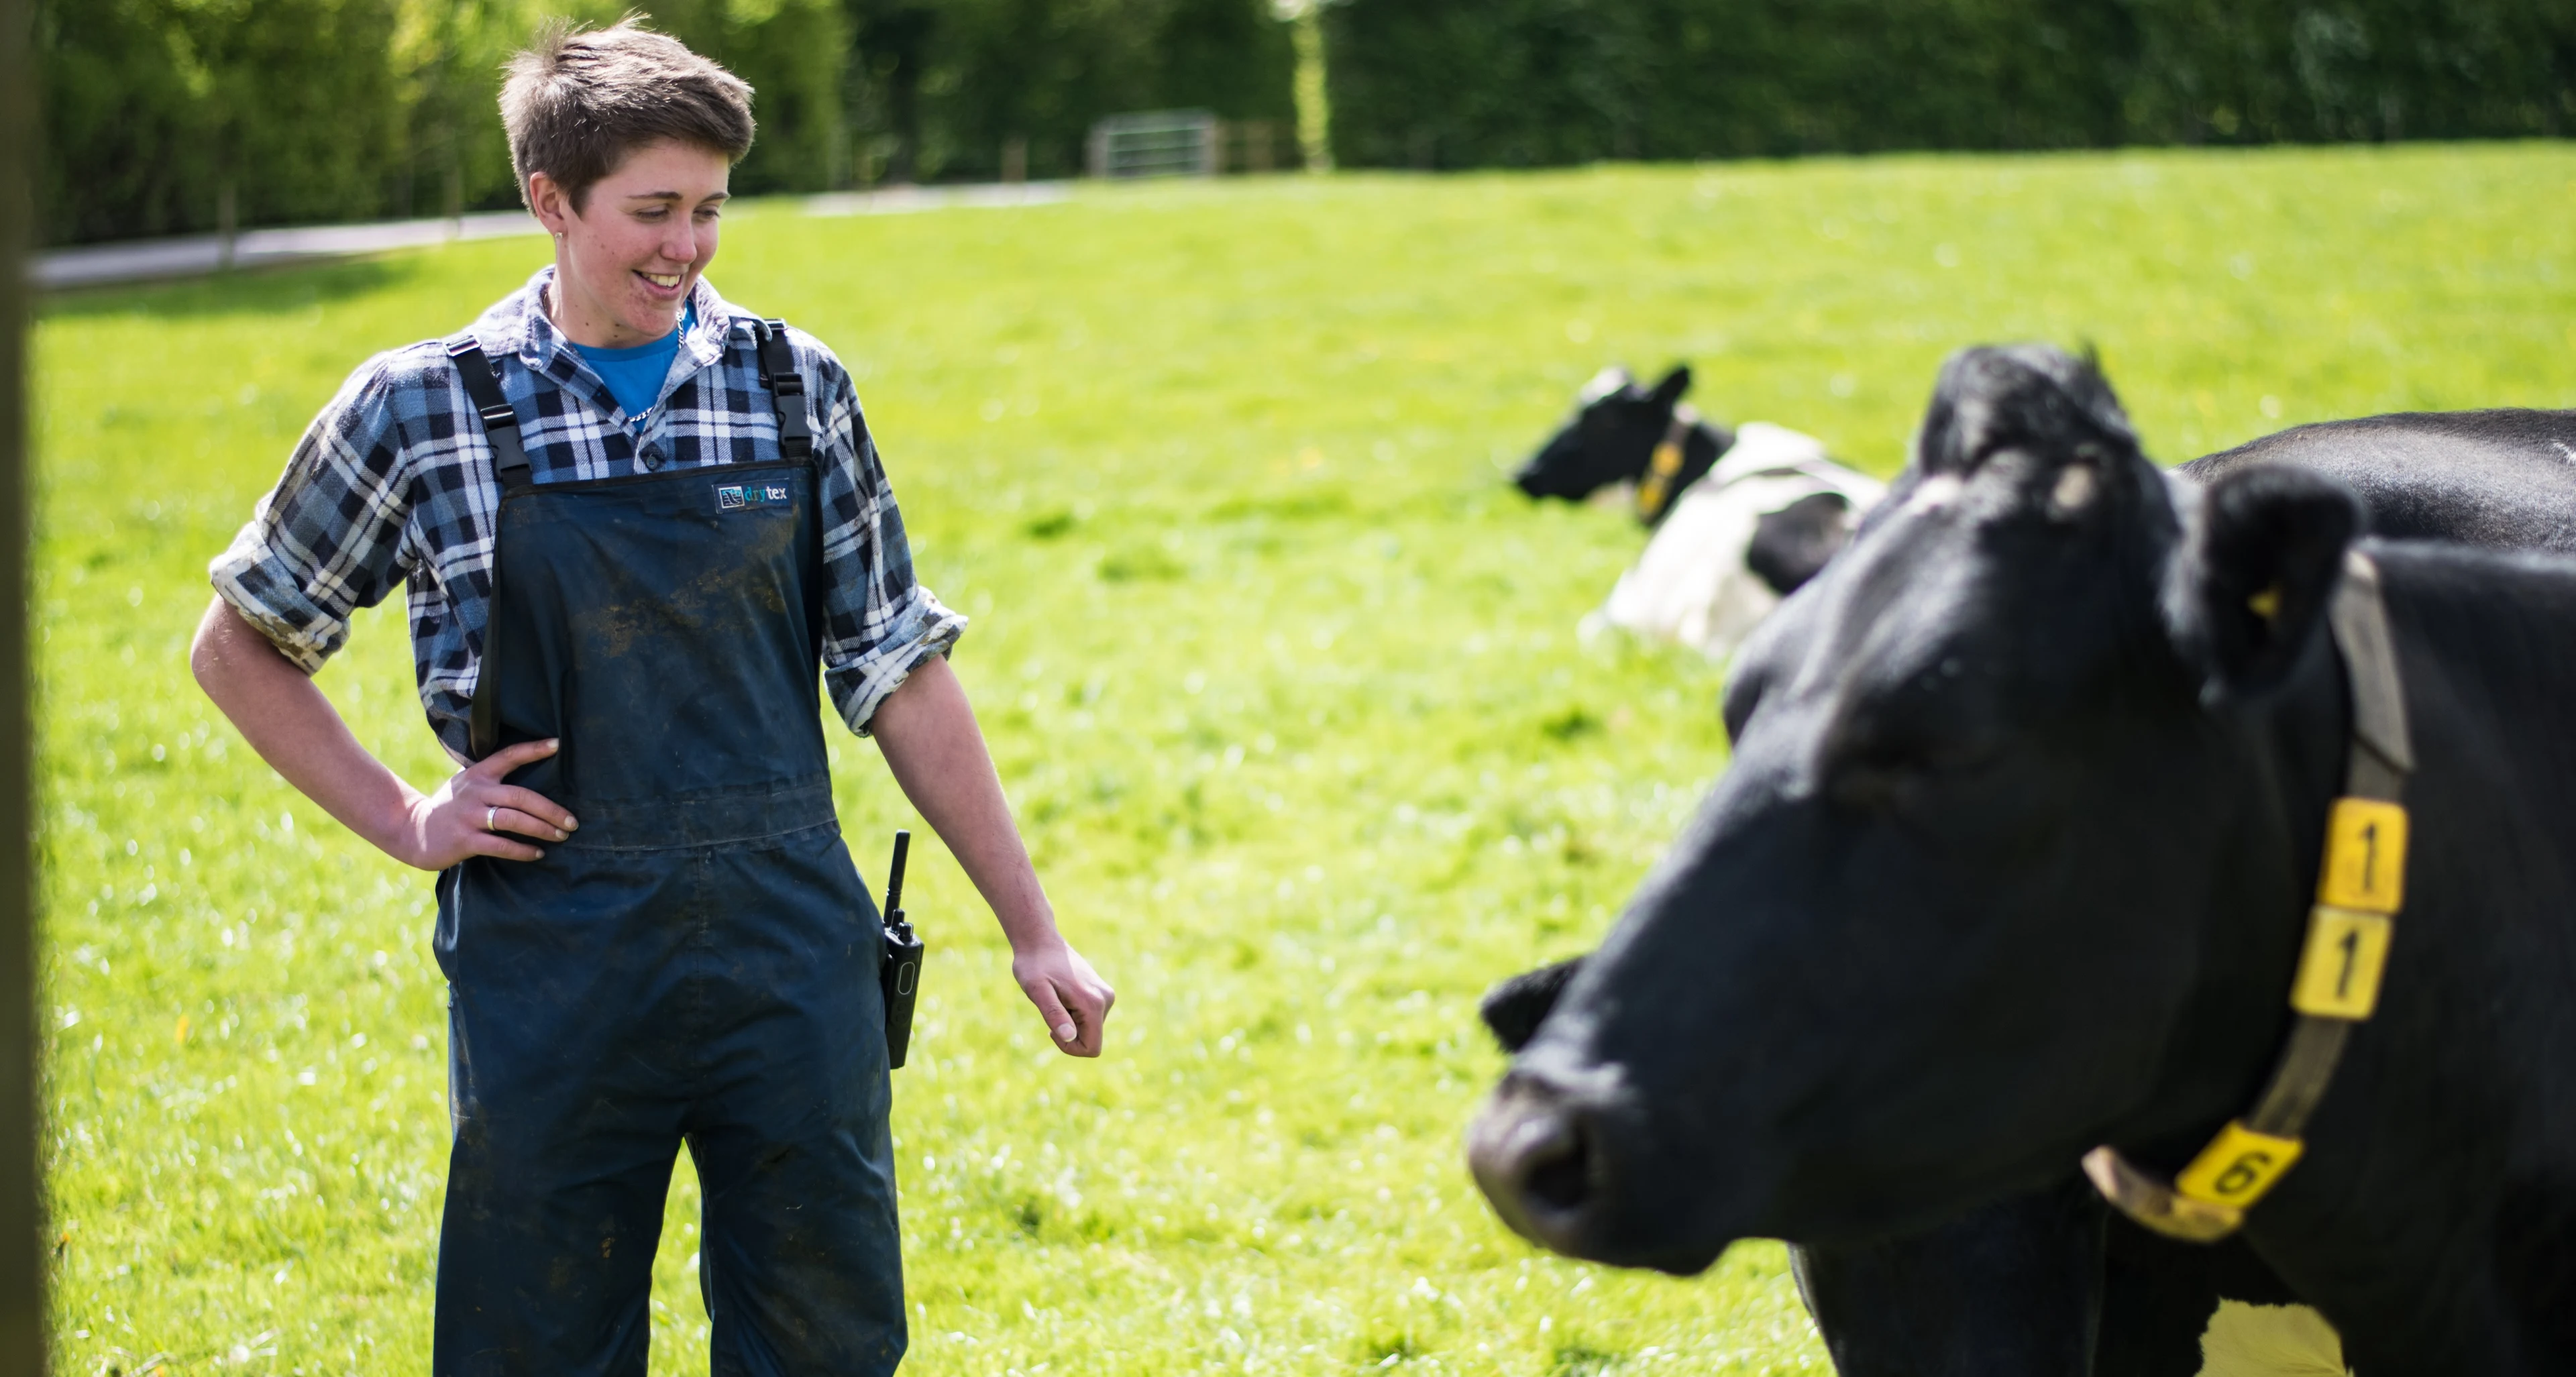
[433,325,905,1376]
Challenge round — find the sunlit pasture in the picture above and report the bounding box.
[34,143,2576,1374]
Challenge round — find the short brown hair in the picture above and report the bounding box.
[501,19,756,212]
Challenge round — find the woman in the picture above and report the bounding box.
[189,20,1110,1373]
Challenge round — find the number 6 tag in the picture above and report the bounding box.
[2176,1120,2306,1209]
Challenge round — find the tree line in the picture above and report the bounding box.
[36,0,2576,245]
[35,0,1294,245]
[1323,0,2576,168]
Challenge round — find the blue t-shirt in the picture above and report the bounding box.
[572,302,693,423]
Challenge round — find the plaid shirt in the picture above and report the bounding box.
[212,267,964,759]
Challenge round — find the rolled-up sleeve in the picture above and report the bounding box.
[812,350,967,734]
[208,357,419,672]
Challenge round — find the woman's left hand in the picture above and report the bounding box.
[1012,939,1116,1057]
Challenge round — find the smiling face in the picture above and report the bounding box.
[528,138,733,349]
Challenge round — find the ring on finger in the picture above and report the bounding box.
[486,805,499,833]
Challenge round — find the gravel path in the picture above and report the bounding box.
[32,183,1074,291]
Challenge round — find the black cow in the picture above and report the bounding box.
[1483,394,2576,1375]
[1515,365,1734,524]
[1483,960,2311,1376]
[1470,347,2576,1374]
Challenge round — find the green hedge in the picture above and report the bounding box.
[60,0,2551,242]
[39,0,413,246]
[36,0,1295,245]
[35,0,858,245]
[1321,0,2576,168]
[894,0,1295,182]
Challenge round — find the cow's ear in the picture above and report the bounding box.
[1649,365,1692,411]
[1579,365,1633,406]
[2174,464,2363,700]
[1479,957,1585,1053]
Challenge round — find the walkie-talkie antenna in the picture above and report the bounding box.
[884,829,911,920]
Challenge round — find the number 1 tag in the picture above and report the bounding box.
[2316,797,2406,912]
[2291,905,2394,1020]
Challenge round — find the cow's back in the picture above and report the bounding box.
[2179,409,2576,551]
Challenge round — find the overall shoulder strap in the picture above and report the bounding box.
[445,333,529,761]
[444,335,534,494]
[749,319,816,461]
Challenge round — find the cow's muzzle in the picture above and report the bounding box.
[1470,1066,1734,1273]
[1467,1071,1613,1256]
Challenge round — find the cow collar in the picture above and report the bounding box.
[1635,404,1701,523]
[2084,548,2413,1243]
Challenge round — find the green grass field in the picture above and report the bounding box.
[33,143,2576,1375]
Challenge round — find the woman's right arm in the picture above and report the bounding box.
[189,596,576,871]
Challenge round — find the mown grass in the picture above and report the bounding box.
[33,142,2576,1375]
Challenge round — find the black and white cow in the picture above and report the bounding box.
[1472,348,2576,1376]
[1515,366,1733,521]
[1588,423,1886,664]
[1517,366,1886,663]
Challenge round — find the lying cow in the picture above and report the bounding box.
[1515,365,1732,524]
[1472,347,2576,1375]
[1516,365,1886,661]
[1589,423,1886,664]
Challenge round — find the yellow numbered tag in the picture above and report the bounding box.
[2316,797,2406,913]
[2290,905,2394,1020]
[1637,441,1686,518]
[2175,1121,2305,1209]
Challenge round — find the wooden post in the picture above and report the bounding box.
[0,0,50,1365]
[1289,2,1333,172]
[1002,133,1028,184]
[443,152,464,241]
[217,179,239,270]
[1248,120,1275,174]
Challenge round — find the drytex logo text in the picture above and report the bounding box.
[716,483,792,511]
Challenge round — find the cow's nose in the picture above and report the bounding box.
[1467,1074,1605,1251]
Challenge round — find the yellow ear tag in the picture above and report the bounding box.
[2248,585,2282,620]
[2175,1121,2305,1209]
[1637,441,1686,518]
[2290,905,2394,1019]
[2316,797,2406,913]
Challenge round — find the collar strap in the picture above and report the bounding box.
[2085,549,2412,1242]
[1635,404,1700,523]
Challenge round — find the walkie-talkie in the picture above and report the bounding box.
[879,830,924,1070]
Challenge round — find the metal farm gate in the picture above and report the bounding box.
[1087,110,1220,180]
